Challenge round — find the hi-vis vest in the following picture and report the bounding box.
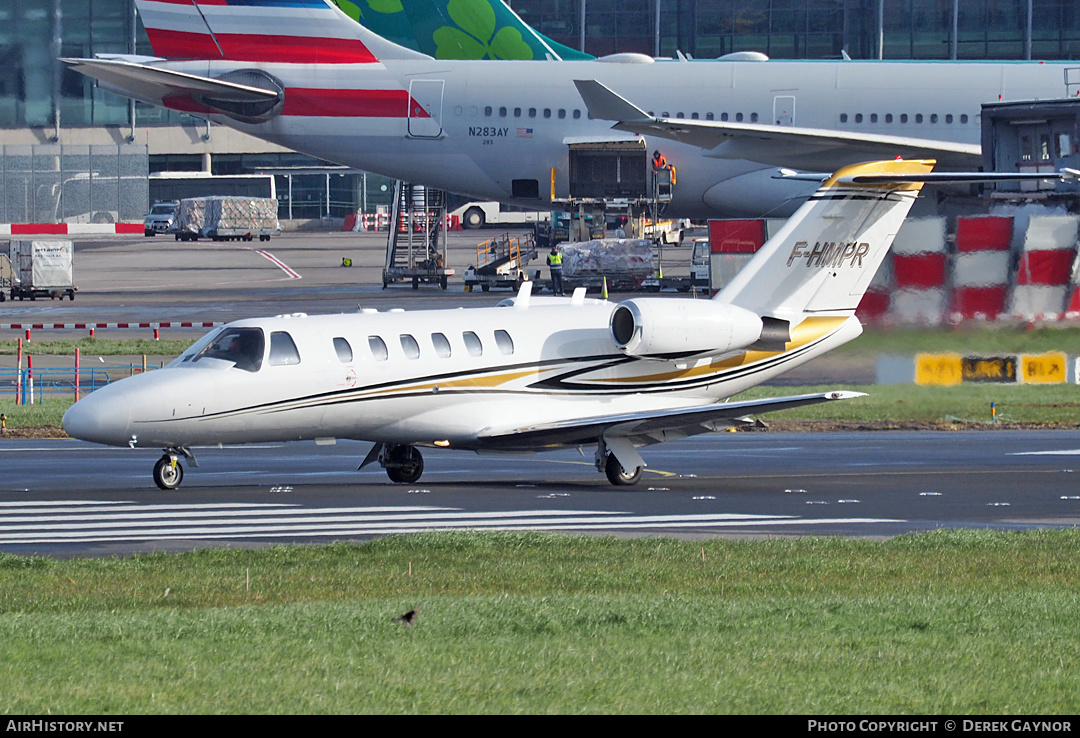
[547,252,563,269]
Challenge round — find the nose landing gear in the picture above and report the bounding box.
[151,448,198,490]
[153,455,183,490]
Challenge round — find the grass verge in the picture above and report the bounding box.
[1,530,1079,713]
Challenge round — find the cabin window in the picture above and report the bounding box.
[930,114,938,123]
[676,112,684,119]
[573,109,581,119]
[494,330,514,356]
[528,108,536,118]
[720,112,728,121]
[268,331,301,366]
[400,334,421,360]
[915,114,924,123]
[854,113,863,123]
[706,112,714,121]
[946,114,953,124]
[750,112,759,122]
[840,113,848,123]
[886,113,893,123]
[735,112,744,122]
[900,114,909,123]
[484,106,493,116]
[368,336,388,361]
[961,114,969,124]
[870,113,878,123]
[191,327,264,372]
[558,109,566,119]
[514,107,521,117]
[543,108,552,118]
[691,112,699,120]
[463,331,483,357]
[333,337,353,363]
[432,332,452,358]
[499,106,507,117]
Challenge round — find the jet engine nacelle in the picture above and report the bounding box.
[610,298,765,358]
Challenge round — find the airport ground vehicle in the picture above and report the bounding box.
[174,196,282,242]
[5,241,76,301]
[450,201,550,230]
[143,201,179,236]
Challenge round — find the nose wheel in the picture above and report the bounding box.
[153,454,184,490]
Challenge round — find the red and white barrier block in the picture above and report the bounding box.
[707,219,766,294]
[0,223,144,235]
[1008,214,1079,321]
[949,215,1013,322]
[886,217,948,325]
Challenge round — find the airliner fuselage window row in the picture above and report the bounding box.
[462,105,975,126]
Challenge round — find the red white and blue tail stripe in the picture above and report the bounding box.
[135,0,426,63]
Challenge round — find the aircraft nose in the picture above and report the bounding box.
[63,390,132,446]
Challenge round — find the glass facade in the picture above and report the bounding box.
[510,0,1080,61]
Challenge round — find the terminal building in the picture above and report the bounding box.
[2,0,1080,224]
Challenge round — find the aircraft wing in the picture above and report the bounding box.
[474,390,865,451]
[61,57,281,105]
[573,79,982,170]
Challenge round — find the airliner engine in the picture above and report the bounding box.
[609,298,767,358]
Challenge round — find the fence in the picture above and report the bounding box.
[0,144,148,225]
[0,362,157,404]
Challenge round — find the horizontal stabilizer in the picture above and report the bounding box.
[476,391,865,449]
[61,58,279,104]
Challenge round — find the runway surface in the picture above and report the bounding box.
[2,430,1078,556]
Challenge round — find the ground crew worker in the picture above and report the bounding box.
[547,246,564,296]
[652,150,667,171]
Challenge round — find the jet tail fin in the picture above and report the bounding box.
[714,159,935,319]
[134,0,428,62]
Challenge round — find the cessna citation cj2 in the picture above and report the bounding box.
[66,159,931,490]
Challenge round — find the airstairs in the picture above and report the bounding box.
[382,182,454,289]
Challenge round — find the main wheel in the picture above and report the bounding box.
[153,456,184,490]
[604,454,642,486]
[386,445,424,484]
[462,206,485,229]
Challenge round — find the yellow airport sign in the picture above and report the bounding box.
[1020,352,1068,384]
[915,353,962,386]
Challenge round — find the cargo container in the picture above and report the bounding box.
[5,240,76,301]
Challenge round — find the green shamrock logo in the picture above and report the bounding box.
[433,0,534,59]
[332,0,404,23]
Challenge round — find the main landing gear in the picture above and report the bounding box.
[152,448,197,490]
[596,437,644,487]
[360,443,425,484]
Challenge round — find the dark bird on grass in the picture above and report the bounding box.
[394,605,421,626]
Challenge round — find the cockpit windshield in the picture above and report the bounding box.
[179,327,265,372]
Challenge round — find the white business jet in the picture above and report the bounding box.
[62,0,1073,218]
[65,158,934,489]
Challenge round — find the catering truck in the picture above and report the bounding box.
[3,240,76,301]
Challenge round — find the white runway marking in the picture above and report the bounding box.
[0,500,904,545]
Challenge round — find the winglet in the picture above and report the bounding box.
[514,280,534,311]
[573,80,651,123]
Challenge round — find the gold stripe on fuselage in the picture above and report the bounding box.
[587,315,849,386]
